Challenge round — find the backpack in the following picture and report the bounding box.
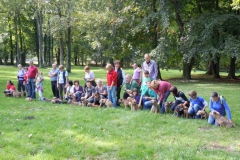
[212,95,224,105]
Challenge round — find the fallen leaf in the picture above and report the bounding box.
[29,134,33,138]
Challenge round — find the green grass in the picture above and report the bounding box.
[0,66,239,160]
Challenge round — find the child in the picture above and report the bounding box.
[36,72,44,100]
[131,88,141,109]
[24,67,28,96]
[140,70,151,93]
[4,80,16,96]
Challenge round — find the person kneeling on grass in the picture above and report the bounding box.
[208,92,233,126]
[138,81,158,110]
[64,80,75,101]
[188,90,208,119]
[4,80,16,96]
[88,92,102,107]
[82,81,96,105]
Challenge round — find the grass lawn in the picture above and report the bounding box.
[0,65,239,160]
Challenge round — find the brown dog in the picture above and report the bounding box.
[196,110,209,119]
[150,99,158,113]
[210,111,235,128]
[99,99,113,108]
[12,91,24,98]
[119,98,130,109]
[51,97,62,104]
[129,99,138,111]
[81,97,87,106]
[164,102,174,113]
[67,99,80,106]
[182,105,189,118]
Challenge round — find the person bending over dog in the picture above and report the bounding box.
[151,80,172,113]
[169,86,189,116]
[139,81,157,110]
[188,90,208,119]
[208,92,234,126]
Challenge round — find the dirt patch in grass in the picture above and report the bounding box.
[198,126,212,130]
[204,142,234,152]
[24,116,35,120]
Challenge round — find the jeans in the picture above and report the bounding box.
[208,115,219,126]
[159,90,170,113]
[76,92,82,102]
[18,80,25,92]
[142,97,152,110]
[107,86,117,108]
[51,81,59,98]
[188,104,202,118]
[28,78,36,99]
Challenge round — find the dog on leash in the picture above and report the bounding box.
[210,111,235,128]
[12,91,24,98]
[164,102,174,113]
[150,99,158,113]
[182,105,189,118]
[51,97,62,104]
[99,99,113,108]
[81,97,88,106]
[173,105,184,117]
[128,99,138,111]
[196,110,209,119]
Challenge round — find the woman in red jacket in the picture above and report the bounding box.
[4,80,16,96]
[106,63,118,108]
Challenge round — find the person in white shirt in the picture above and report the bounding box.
[83,66,96,89]
[57,65,69,100]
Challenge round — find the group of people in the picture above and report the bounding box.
[3,54,234,126]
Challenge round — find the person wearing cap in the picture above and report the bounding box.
[114,60,126,106]
[95,79,108,98]
[132,63,142,85]
[142,54,158,80]
[151,80,172,113]
[188,90,208,119]
[208,92,233,125]
[27,60,38,99]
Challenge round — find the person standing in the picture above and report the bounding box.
[142,54,158,80]
[132,63,142,85]
[106,63,118,108]
[48,63,59,98]
[17,64,25,93]
[57,65,69,100]
[83,66,96,89]
[151,80,172,113]
[27,60,38,100]
[114,60,125,106]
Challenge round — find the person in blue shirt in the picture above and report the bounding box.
[188,90,208,119]
[208,92,233,126]
[48,63,59,98]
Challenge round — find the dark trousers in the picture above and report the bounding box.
[116,85,122,106]
[51,81,59,98]
[59,83,66,100]
[18,80,25,92]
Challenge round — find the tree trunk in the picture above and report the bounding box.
[37,9,43,68]
[213,56,220,78]
[57,7,64,65]
[8,18,14,65]
[228,57,236,79]
[183,58,194,80]
[14,13,20,65]
[206,61,214,75]
[34,18,39,64]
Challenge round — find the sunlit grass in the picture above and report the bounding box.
[0,65,239,159]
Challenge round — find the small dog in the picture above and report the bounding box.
[210,111,235,128]
[119,98,130,108]
[81,97,87,106]
[12,91,24,98]
[25,97,32,101]
[182,105,189,118]
[196,110,209,119]
[99,99,113,108]
[129,99,138,111]
[173,105,183,117]
[164,102,174,113]
[51,97,62,104]
[150,99,158,113]
[67,99,80,106]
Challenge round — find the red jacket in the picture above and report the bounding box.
[28,65,38,78]
[6,84,16,91]
[107,69,118,86]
